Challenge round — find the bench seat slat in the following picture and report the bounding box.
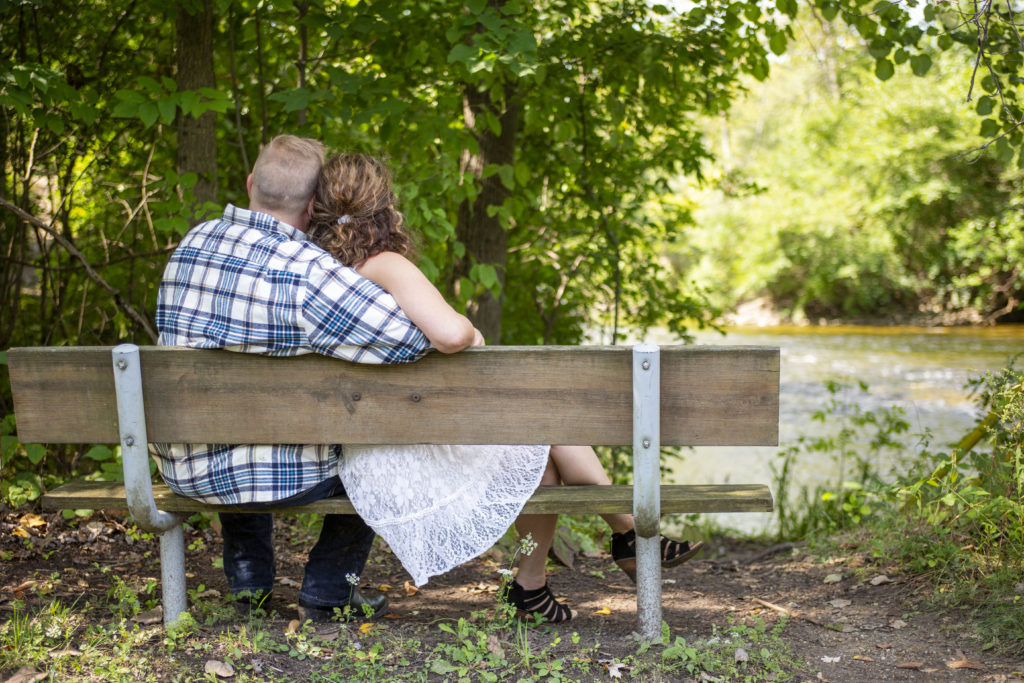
[42,480,773,515]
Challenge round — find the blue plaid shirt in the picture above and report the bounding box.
[152,204,430,504]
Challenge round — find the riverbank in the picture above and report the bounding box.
[720,296,1021,328]
[2,510,1022,681]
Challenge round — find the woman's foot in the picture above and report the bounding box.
[610,529,704,583]
[502,580,573,623]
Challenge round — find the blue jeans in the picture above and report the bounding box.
[219,475,375,607]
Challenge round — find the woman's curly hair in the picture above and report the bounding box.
[308,153,415,266]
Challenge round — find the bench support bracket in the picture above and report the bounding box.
[633,344,661,641]
[112,344,187,627]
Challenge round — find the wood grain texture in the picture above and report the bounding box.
[9,345,779,446]
[42,481,774,515]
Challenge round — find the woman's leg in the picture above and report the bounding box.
[514,458,560,590]
[548,445,633,534]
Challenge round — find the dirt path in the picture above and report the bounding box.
[2,511,1022,681]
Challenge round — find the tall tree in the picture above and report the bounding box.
[176,0,218,217]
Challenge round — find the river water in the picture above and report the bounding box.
[650,325,1024,534]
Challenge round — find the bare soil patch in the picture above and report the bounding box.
[2,510,1022,681]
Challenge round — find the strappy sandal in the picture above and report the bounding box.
[502,580,573,623]
[611,529,704,583]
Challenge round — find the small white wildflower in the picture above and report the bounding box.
[496,568,514,579]
[345,573,360,586]
[519,533,538,557]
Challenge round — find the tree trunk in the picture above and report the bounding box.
[452,82,518,342]
[176,0,217,221]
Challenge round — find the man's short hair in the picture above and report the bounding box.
[250,135,326,215]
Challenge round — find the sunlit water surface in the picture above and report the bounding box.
[645,325,1024,534]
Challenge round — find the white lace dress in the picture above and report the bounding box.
[339,444,549,586]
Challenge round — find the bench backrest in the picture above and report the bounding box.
[8,346,779,447]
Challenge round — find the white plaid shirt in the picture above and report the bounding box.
[152,204,430,504]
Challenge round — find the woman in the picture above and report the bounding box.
[308,153,702,623]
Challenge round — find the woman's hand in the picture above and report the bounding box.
[471,328,486,347]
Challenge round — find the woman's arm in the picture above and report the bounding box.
[356,251,480,353]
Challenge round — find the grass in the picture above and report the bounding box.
[0,561,800,683]
[0,595,799,682]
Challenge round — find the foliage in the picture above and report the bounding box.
[677,16,1024,322]
[894,362,1024,570]
[771,380,911,540]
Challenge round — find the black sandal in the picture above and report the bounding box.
[611,529,704,583]
[502,580,573,623]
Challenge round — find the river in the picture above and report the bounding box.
[649,325,1024,535]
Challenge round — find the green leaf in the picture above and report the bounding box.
[821,2,839,21]
[83,445,114,462]
[769,31,787,56]
[867,37,891,59]
[910,54,932,77]
[874,58,894,81]
[976,96,994,116]
[980,118,1000,138]
[447,44,477,65]
[995,136,1014,163]
[498,164,514,190]
[25,443,46,465]
[157,97,177,124]
[138,101,158,128]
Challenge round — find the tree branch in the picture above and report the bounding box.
[0,196,159,343]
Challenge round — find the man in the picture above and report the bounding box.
[153,135,431,622]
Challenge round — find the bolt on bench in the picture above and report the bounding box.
[8,343,779,640]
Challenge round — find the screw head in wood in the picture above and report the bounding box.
[116,359,127,370]
[124,436,135,447]
[642,438,650,449]
[641,360,650,370]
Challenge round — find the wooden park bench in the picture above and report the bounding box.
[8,343,779,639]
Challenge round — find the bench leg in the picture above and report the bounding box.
[635,534,662,640]
[633,344,662,641]
[160,524,188,627]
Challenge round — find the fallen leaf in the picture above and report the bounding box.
[12,580,38,594]
[869,575,893,586]
[204,659,234,678]
[376,584,392,592]
[828,599,852,608]
[286,619,300,634]
[735,648,749,663]
[277,577,301,588]
[699,673,723,682]
[359,622,374,634]
[821,656,841,663]
[853,655,874,662]
[823,573,842,584]
[132,606,163,625]
[383,613,403,619]
[404,581,418,597]
[895,661,923,669]
[18,513,47,529]
[875,643,892,649]
[11,528,29,538]
[606,660,626,679]
[890,619,908,630]
[193,588,221,600]
[593,606,612,615]
[486,634,505,658]
[318,627,341,642]
[4,666,47,683]
[48,647,83,658]
[946,656,985,670]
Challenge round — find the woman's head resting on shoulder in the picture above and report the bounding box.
[308,153,416,267]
